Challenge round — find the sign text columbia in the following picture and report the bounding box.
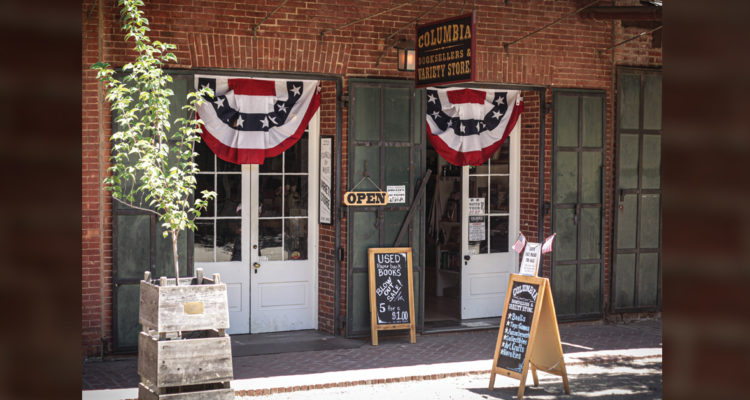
[415,12,476,87]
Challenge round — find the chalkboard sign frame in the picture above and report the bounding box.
[367,247,416,346]
[489,274,570,399]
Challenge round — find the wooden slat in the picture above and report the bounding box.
[139,334,233,387]
[138,383,233,400]
[139,281,230,332]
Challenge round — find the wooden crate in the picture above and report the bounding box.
[138,270,234,400]
[139,276,230,333]
[138,382,233,400]
[138,331,233,388]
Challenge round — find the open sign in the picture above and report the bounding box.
[343,191,389,206]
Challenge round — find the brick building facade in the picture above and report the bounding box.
[82,0,662,357]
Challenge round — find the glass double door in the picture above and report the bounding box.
[195,114,319,334]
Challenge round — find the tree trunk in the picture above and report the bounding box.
[171,230,180,286]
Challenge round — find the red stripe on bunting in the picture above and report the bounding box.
[446,88,486,104]
[197,90,321,165]
[228,78,277,96]
[426,100,524,166]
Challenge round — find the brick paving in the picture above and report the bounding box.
[82,318,661,395]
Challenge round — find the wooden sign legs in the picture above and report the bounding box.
[489,276,570,399]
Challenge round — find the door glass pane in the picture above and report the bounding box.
[217,175,242,216]
[554,208,577,261]
[468,216,488,254]
[555,95,579,147]
[615,253,636,308]
[194,221,214,262]
[216,219,241,262]
[579,263,600,314]
[552,264,576,315]
[196,174,215,217]
[619,73,641,130]
[195,140,215,172]
[581,151,602,204]
[617,194,638,249]
[582,96,603,147]
[639,194,661,248]
[643,74,662,130]
[259,175,283,217]
[638,252,659,306]
[468,175,488,207]
[155,225,188,278]
[385,87,410,142]
[353,86,381,141]
[285,137,309,173]
[385,147,410,204]
[217,157,241,172]
[259,219,283,261]
[555,151,578,204]
[489,140,510,174]
[115,284,140,348]
[489,216,508,253]
[285,219,307,260]
[642,135,661,189]
[284,176,308,217]
[116,215,150,280]
[580,208,601,260]
[259,153,283,173]
[490,176,509,213]
[618,134,639,189]
[352,146,381,189]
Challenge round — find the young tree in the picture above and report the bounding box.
[91,0,215,285]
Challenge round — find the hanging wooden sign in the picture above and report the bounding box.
[343,191,389,206]
[415,11,476,88]
[367,247,416,346]
[489,274,570,400]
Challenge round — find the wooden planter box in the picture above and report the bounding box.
[138,270,233,400]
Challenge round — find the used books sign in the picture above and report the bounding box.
[415,11,476,88]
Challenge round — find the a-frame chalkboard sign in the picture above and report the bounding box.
[489,274,570,399]
[368,247,416,346]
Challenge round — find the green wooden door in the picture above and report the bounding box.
[112,74,193,352]
[612,68,662,312]
[551,90,605,320]
[347,80,426,337]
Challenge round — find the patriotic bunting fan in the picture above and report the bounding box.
[426,87,523,166]
[195,75,321,164]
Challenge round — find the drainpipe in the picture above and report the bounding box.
[333,78,343,335]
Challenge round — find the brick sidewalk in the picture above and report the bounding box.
[82,318,661,396]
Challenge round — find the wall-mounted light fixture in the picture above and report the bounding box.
[394,39,416,72]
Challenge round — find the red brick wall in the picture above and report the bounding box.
[82,0,661,356]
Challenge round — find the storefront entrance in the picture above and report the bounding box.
[424,121,520,327]
[196,114,320,334]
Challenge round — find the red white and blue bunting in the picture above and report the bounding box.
[195,75,321,164]
[425,87,523,166]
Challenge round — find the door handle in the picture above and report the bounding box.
[464,255,470,266]
[253,262,261,274]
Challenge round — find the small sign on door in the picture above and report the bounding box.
[387,185,406,204]
[468,197,485,215]
[469,216,485,241]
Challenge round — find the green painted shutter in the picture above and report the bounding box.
[551,90,605,320]
[612,68,662,312]
[347,80,425,337]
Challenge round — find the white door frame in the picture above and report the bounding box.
[460,120,521,319]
